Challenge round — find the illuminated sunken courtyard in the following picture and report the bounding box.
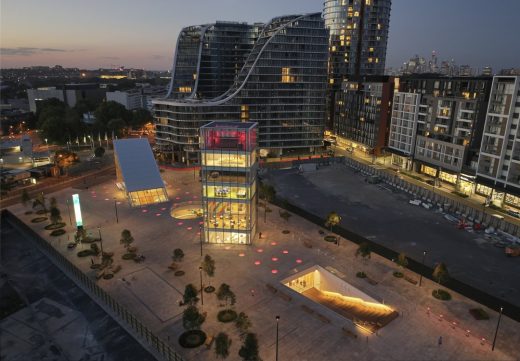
[282,265,398,332]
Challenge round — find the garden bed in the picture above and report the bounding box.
[469,308,490,320]
[178,330,207,348]
[122,253,136,260]
[393,271,404,278]
[31,217,47,223]
[356,271,366,278]
[174,270,185,277]
[204,286,215,293]
[324,235,337,243]
[50,229,66,237]
[432,289,451,301]
[217,309,237,323]
[44,222,66,230]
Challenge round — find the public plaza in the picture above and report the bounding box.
[8,168,520,361]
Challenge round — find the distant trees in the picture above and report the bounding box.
[94,101,131,133]
[94,146,105,158]
[130,108,151,129]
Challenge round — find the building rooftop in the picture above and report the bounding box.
[113,138,164,193]
[201,121,257,130]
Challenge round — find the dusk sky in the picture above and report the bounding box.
[1,0,519,71]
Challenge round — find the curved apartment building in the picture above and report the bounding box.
[153,13,329,164]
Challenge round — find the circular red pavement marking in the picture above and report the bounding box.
[296,259,303,264]
[271,269,278,274]
[272,257,279,262]
[270,241,277,246]
[282,250,289,254]
[256,249,263,253]
[254,261,261,265]
[239,253,245,257]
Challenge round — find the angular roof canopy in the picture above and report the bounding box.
[113,138,164,192]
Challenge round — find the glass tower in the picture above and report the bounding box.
[200,122,258,245]
[154,13,328,164]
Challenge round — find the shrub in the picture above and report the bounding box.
[217,309,238,323]
[469,308,490,320]
[432,289,452,301]
[44,222,66,230]
[393,271,404,278]
[178,330,207,348]
[50,229,66,237]
[356,271,367,278]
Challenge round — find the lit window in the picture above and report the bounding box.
[179,86,192,93]
[281,67,295,83]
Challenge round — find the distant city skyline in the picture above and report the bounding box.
[1,0,519,71]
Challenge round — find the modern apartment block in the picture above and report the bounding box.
[27,84,106,112]
[200,122,258,245]
[476,76,520,208]
[334,76,396,155]
[153,13,328,164]
[388,76,492,194]
[323,0,392,128]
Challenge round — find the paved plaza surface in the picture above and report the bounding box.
[7,169,520,361]
[266,164,520,308]
[0,221,156,361]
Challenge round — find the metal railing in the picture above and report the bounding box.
[2,210,184,361]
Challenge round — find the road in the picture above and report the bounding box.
[266,164,520,308]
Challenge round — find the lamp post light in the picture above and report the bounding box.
[66,199,72,225]
[97,226,104,255]
[199,225,203,257]
[492,307,503,351]
[199,266,204,306]
[114,199,119,223]
[275,315,280,361]
[419,250,427,287]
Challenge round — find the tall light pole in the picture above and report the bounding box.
[97,226,104,255]
[114,199,119,223]
[419,250,427,287]
[492,307,503,351]
[199,266,204,306]
[199,225,203,257]
[66,199,72,225]
[275,315,280,361]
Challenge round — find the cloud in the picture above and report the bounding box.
[1,47,80,56]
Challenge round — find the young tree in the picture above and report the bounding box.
[21,189,31,207]
[172,248,185,262]
[235,312,252,336]
[182,305,205,330]
[101,253,114,268]
[120,229,134,250]
[215,332,231,359]
[238,333,261,361]
[433,262,449,286]
[396,252,408,273]
[325,211,341,233]
[75,228,87,243]
[183,284,199,306]
[50,197,57,209]
[201,254,216,287]
[33,192,47,213]
[259,183,276,222]
[355,242,371,263]
[217,283,236,307]
[278,210,292,222]
[49,207,62,225]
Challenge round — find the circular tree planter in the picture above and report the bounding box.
[217,309,237,323]
[45,223,66,230]
[174,270,185,277]
[432,289,452,301]
[356,271,367,278]
[204,286,215,293]
[178,330,207,349]
[282,230,290,234]
[393,271,404,278]
[24,211,33,215]
[103,274,114,280]
[90,264,101,270]
[31,217,47,223]
[36,210,46,215]
[122,253,136,260]
[77,250,95,257]
[50,229,66,237]
[324,235,337,243]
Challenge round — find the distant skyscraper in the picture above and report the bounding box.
[323,0,392,128]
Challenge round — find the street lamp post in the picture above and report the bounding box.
[275,315,280,361]
[97,226,104,255]
[492,307,503,351]
[199,266,204,306]
[66,199,72,225]
[199,225,203,257]
[114,199,119,223]
[419,250,427,287]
